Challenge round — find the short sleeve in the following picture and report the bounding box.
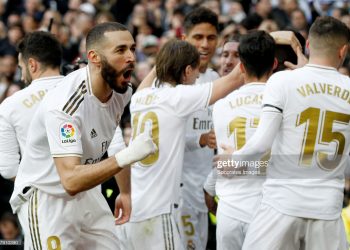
[45,110,83,157]
[108,126,126,156]
[263,72,288,112]
[172,82,213,118]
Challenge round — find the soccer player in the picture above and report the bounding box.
[213,31,276,250]
[10,22,156,249]
[222,16,350,249]
[117,39,243,250]
[0,31,63,180]
[220,35,240,77]
[180,8,220,249]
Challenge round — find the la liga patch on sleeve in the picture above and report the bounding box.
[60,123,77,144]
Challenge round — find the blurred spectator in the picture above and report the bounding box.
[134,61,152,87]
[21,14,39,33]
[24,0,45,21]
[96,11,115,24]
[0,24,24,56]
[0,212,23,250]
[0,54,18,101]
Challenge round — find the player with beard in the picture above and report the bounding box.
[220,35,240,77]
[10,22,156,249]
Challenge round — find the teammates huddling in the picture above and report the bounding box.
[0,4,349,250]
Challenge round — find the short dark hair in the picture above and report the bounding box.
[309,16,350,53]
[238,31,275,78]
[155,39,199,86]
[86,22,128,50]
[183,7,218,34]
[17,31,62,68]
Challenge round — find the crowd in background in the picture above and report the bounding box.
[0,0,350,246]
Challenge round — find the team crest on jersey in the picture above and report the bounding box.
[60,123,77,144]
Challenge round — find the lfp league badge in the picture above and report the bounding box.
[60,123,77,144]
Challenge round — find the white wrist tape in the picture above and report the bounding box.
[115,131,157,168]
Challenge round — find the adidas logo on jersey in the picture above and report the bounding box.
[90,128,97,139]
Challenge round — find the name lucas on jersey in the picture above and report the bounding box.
[22,89,48,108]
[297,83,350,104]
[228,94,263,109]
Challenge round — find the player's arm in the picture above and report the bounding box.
[233,106,282,159]
[136,66,156,92]
[209,63,244,105]
[54,132,156,196]
[0,115,20,180]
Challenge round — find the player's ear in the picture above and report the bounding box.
[181,33,186,41]
[239,62,245,74]
[272,57,278,71]
[339,44,348,60]
[28,58,37,73]
[182,65,192,83]
[87,50,100,64]
[306,39,310,50]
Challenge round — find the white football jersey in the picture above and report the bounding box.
[10,67,131,212]
[181,69,219,212]
[213,82,266,223]
[261,64,350,220]
[129,81,213,222]
[0,76,63,179]
[107,126,126,156]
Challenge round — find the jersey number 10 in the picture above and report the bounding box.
[132,112,159,166]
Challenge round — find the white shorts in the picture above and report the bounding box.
[216,208,248,250]
[17,196,33,250]
[242,203,348,250]
[116,213,184,250]
[18,188,119,250]
[178,201,208,250]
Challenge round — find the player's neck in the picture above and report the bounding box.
[34,68,61,80]
[244,74,269,85]
[308,57,339,69]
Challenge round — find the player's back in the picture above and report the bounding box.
[0,76,63,153]
[213,82,266,223]
[130,81,212,222]
[262,64,350,220]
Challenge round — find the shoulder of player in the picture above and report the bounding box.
[47,71,87,115]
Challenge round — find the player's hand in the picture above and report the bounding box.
[270,31,301,55]
[213,144,234,168]
[115,130,157,167]
[114,193,131,225]
[204,190,217,215]
[199,129,217,149]
[284,46,308,70]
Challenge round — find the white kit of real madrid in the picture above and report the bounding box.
[241,65,350,250]
[116,80,212,250]
[10,67,131,250]
[179,69,218,250]
[0,76,63,179]
[212,82,266,250]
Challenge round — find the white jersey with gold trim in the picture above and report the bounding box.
[0,76,63,179]
[213,82,266,223]
[181,68,219,212]
[261,64,350,220]
[10,67,131,212]
[129,81,213,222]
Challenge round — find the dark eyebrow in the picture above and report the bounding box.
[114,45,127,51]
